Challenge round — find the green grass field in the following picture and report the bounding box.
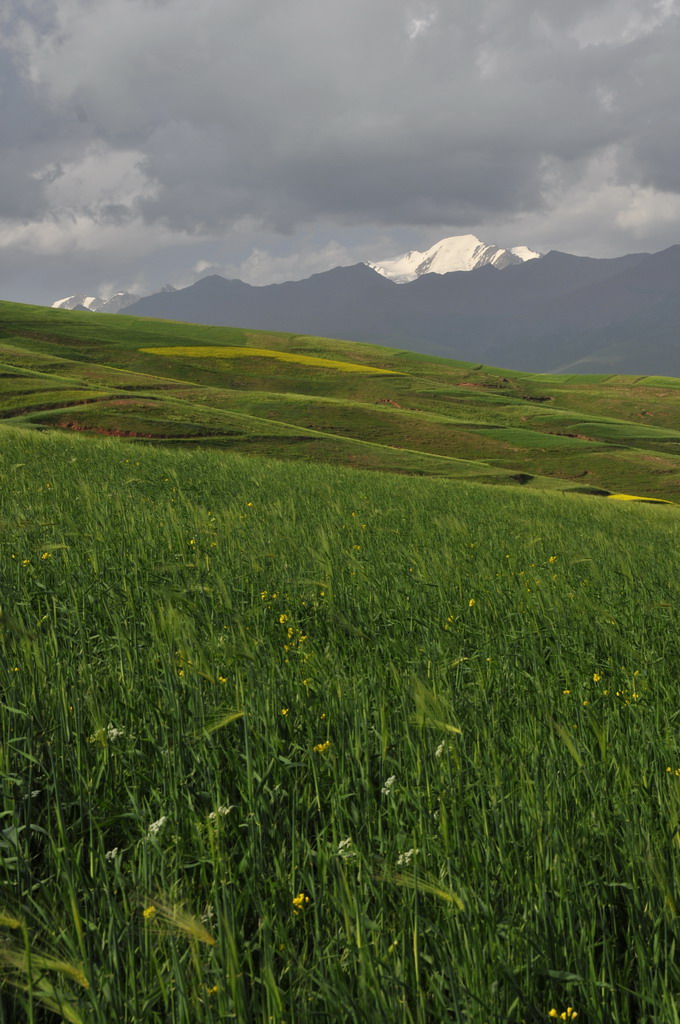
[3,300,680,499]
[1,427,680,1022]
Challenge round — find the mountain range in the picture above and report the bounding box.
[51,234,533,311]
[51,234,680,375]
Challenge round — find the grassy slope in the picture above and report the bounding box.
[1,427,680,1022]
[2,300,680,498]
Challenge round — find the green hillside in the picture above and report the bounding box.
[2,300,680,499]
[1,427,679,1022]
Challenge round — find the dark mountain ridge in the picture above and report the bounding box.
[120,246,680,375]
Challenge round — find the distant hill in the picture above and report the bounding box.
[118,246,680,375]
[3,299,680,501]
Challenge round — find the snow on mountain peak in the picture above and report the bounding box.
[510,246,541,262]
[52,294,95,309]
[51,291,143,313]
[366,234,541,283]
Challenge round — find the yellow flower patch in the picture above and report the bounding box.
[607,493,674,504]
[140,346,403,374]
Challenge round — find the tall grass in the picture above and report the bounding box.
[1,426,679,1022]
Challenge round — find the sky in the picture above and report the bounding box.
[2,0,680,304]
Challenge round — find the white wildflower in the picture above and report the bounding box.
[435,741,446,759]
[208,805,234,821]
[30,790,41,798]
[396,847,419,867]
[104,848,119,861]
[88,723,125,743]
[147,815,167,836]
[381,775,397,796]
[337,837,356,859]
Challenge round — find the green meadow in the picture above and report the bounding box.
[3,300,680,499]
[1,426,680,1023]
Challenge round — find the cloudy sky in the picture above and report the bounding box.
[2,0,680,304]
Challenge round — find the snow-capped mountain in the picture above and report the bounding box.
[52,294,99,311]
[366,234,541,283]
[52,291,142,314]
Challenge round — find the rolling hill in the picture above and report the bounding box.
[3,300,680,500]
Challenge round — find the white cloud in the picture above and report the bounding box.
[189,239,382,287]
[478,148,680,256]
[40,144,158,216]
[0,210,203,257]
[406,9,437,40]
[570,0,679,48]
[615,186,680,232]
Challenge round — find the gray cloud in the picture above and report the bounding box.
[2,0,680,303]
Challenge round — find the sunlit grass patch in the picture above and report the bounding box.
[140,345,404,374]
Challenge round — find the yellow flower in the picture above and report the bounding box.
[281,708,289,716]
[246,502,253,507]
[468,599,476,607]
[548,555,558,563]
[562,689,571,695]
[292,892,310,914]
[143,905,157,919]
[41,552,52,560]
[188,539,196,546]
[593,673,602,682]
[279,614,289,624]
[313,740,331,753]
[206,985,219,996]
[21,559,30,566]
[549,1013,559,1020]
[218,676,227,683]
